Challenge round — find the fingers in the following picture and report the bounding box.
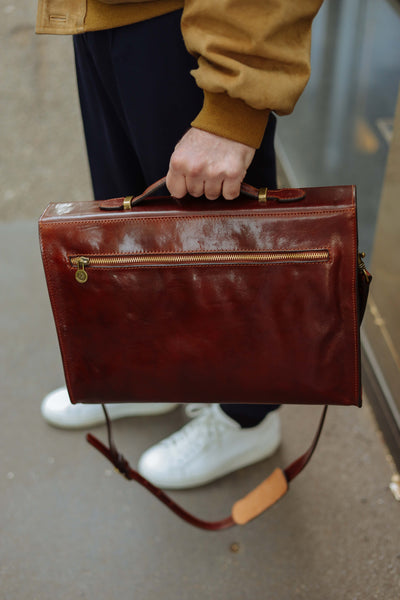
[222,178,241,200]
[166,128,256,201]
[204,179,223,200]
[185,177,205,198]
[167,169,234,201]
[165,171,187,199]
[165,171,207,199]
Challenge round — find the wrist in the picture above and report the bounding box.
[191,91,270,149]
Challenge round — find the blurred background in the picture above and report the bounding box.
[277,0,400,474]
[1,0,399,598]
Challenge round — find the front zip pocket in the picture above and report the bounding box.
[70,250,330,284]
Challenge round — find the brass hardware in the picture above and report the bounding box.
[71,250,329,275]
[258,188,268,204]
[357,252,371,283]
[123,196,133,211]
[75,257,90,283]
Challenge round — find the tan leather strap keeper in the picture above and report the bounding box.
[231,468,288,525]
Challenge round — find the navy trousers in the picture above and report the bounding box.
[73,11,280,426]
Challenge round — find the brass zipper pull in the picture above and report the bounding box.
[75,257,90,283]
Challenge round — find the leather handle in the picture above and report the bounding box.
[99,176,306,211]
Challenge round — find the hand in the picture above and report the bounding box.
[166,128,256,200]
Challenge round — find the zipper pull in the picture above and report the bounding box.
[75,257,90,283]
[357,252,371,283]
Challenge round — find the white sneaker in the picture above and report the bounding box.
[138,404,281,489]
[41,387,178,429]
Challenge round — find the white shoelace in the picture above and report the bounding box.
[159,404,229,463]
[184,403,211,419]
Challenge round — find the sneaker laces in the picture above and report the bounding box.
[185,403,211,419]
[159,404,230,463]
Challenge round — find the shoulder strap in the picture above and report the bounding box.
[86,405,327,531]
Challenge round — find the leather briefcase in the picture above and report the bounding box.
[38,178,371,529]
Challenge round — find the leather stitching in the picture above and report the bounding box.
[41,207,356,228]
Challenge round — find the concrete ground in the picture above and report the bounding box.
[1,3,399,599]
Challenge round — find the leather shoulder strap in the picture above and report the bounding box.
[86,405,328,530]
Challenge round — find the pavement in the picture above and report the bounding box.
[1,3,399,599]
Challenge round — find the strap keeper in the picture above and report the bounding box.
[231,468,288,525]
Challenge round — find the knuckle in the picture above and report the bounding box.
[169,154,185,172]
[207,165,224,180]
[187,163,204,178]
[225,164,243,180]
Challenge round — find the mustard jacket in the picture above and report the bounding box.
[36,0,323,148]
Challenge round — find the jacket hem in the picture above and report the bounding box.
[191,91,271,149]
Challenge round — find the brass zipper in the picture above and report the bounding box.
[71,250,329,284]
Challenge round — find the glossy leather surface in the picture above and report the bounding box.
[39,185,361,406]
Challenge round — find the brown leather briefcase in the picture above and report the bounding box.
[38,179,371,529]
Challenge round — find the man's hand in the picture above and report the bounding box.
[166,128,256,200]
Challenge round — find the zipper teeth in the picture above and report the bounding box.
[71,250,329,266]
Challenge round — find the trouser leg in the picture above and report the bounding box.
[73,11,278,197]
[73,12,280,426]
[73,32,146,198]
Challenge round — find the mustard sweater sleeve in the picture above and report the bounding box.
[181,0,324,148]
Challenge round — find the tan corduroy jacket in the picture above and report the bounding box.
[36,0,323,148]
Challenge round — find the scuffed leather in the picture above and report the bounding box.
[39,184,362,407]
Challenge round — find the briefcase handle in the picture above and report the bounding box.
[99,176,306,211]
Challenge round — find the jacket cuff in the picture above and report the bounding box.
[191,91,271,149]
